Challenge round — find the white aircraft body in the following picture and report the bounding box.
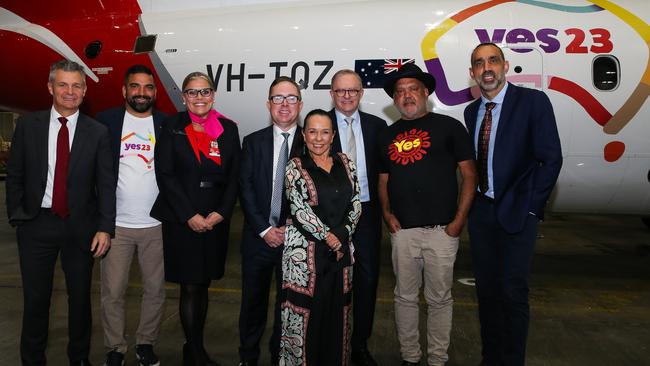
[1,0,648,217]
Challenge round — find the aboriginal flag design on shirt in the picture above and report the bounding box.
[388,128,431,165]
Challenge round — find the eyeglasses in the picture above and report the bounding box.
[269,95,301,104]
[183,88,214,98]
[333,89,360,97]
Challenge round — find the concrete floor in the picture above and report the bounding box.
[0,181,649,366]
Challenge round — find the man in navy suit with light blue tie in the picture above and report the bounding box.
[464,43,563,366]
[327,69,387,366]
[238,76,304,366]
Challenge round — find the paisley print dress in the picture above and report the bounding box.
[279,152,361,366]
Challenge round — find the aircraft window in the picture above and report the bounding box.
[134,35,157,54]
[593,55,619,91]
[85,41,102,59]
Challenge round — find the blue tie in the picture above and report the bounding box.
[270,132,289,226]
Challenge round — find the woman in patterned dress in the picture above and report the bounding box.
[280,109,362,366]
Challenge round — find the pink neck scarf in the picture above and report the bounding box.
[188,109,224,140]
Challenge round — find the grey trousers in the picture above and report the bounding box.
[100,225,165,353]
[391,225,459,366]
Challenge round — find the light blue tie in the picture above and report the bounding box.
[345,117,357,162]
[270,132,289,226]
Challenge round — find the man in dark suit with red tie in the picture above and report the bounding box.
[237,76,304,366]
[6,60,116,366]
[327,69,387,366]
[464,43,563,366]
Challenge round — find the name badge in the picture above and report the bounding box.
[209,139,221,157]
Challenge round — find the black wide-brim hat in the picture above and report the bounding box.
[383,63,436,97]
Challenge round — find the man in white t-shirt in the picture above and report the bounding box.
[95,65,168,366]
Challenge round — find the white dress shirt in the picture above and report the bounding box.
[41,106,79,208]
[260,124,297,237]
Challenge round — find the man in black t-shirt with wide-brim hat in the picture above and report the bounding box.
[378,63,477,366]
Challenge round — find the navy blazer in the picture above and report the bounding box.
[149,111,240,224]
[95,106,167,187]
[6,110,116,243]
[328,109,387,203]
[239,125,304,256]
[464,83,562,233]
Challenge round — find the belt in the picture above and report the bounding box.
[39,207,67,219]
[476,194,494,203]
[422,224,447,229]
[199,181,215,188]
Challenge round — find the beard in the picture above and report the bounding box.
[476,70,505,93]
[126,95,154,113]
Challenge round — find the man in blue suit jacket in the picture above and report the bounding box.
[237,77,305,366]
[327,69,387,366]
[95,65,167,366]
[464,43,563,366]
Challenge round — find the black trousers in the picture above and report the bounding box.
[468,197,538,366]
[16,209,94,366]
[238,241,283,363]
[350,201,382,351]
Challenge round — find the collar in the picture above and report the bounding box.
[50,106,80,126]
[273,123,297,137]
[302,150,342,170]
[480,82,509,106]
[124,109,153,120]
[335,109,360,125]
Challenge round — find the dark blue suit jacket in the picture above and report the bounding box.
[328,109,387,203]
[239,125,304,256]
[95,106,167,188]
[464,83,562,233]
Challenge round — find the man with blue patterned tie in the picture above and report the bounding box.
[238,77,305,366]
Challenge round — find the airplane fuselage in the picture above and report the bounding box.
[1,0,648,215]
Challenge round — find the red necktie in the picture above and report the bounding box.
[51,116,70,217]
[477,102,496,193]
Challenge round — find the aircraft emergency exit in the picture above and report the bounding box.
[0,0,648,218]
